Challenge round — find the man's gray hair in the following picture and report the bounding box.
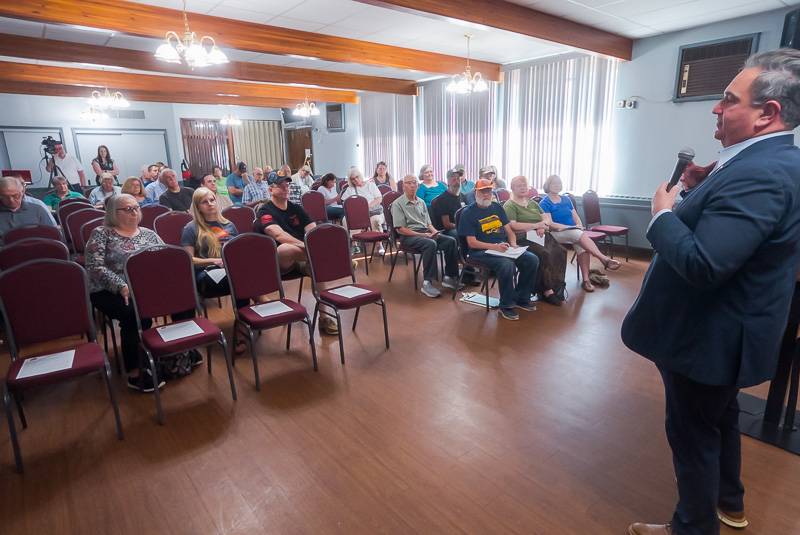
[104,194,141,228]
[0,176,22,191]
[745,48,800,129]
[51,175,67,184]
[158,167,176,182]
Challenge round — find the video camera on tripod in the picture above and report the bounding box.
[41,135,61,155]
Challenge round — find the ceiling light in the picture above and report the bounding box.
[446,34,489,95]
[154,0,229,69]
[293,98,320,118]
[88,88,130,109]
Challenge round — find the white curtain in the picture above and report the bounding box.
[502,54,618,193]
[416,80,498,181]
[231,120,284,171]
[360,92,415,180]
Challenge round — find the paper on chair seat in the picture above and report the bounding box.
[206,268,226,284]
[157,321,204,342]
[251,301,293,317]
[525,230,545,246]
[16,349,75,379]
[328,285,372,299]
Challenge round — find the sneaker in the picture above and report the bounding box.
[717,508,749,529]
[377,245,386,255]
[318,316,339,335]
[127,370,165,393]
[189,350,203,368]
[421,280,441,298]
[515,301,537,312]
[499,307,519,321]
[441,276,465,290]
[541,293,562,306]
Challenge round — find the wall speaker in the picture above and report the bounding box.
[781,9,800,49]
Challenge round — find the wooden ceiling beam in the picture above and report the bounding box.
[0,81,306,108]
[354,0,633,60]
[0,0,502,80]
[0,61,359,103]
[0,34,419,95]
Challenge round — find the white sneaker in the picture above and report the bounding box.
[421,280,441,298]
[441,276,464,290]
[377,245,386,255]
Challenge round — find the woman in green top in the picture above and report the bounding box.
[503,175,567,305]
[42,175,86,210]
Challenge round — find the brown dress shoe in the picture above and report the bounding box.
[717,508,749,529]
[627,523,672,535]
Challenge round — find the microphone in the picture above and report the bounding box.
[666,148,695,192]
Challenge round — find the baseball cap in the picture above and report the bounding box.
[267,171,291,186]
[478,166,495,177]
[474,178,494,190]
[237,161,247,172]
[446,169,459,179]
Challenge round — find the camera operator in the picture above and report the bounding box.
[46,142,86,192]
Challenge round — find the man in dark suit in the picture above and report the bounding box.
[623,49,800,535]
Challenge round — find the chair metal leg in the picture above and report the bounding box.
[411,255,419,290]
[352,307,360,331]
[297,277,304,302]
[368,241,377,265]
[305,317,318,372]
[380,301,389,349]
[13,393,26,429]
[108,317,122,374]
[206,346,212,374]
[334,310,345,364]
[625,233,630,262]
[4,386,22,473]
[103,360,124,440]
[362,241,370,275]
[311,302,319,335]
[286,323,292,350]
[146,351,165,425]
[218,335,238,401]
[247,330,260,391]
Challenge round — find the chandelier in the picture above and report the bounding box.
[293,98,320,118]
[446,34,488,94]
[80,107,108,123]
[220,114,242,126]
[154,0,229,68]
[88,88,130,109]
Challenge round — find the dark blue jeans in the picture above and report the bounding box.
[467,250,538,308]
[660,367,743,535]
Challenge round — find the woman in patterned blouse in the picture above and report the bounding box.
[85,193,164,392]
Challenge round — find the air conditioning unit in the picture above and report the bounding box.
[673,34,759,102]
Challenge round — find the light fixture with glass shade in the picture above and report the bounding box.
[220,114,242,126]
[154,0,229,69]
[293,98,320,118]
[446,34,489,95]
[88,88,130,109]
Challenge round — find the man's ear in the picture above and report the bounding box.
[757,99,783,128]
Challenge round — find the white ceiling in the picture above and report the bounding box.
[0,0,791,86]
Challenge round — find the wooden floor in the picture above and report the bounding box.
[1,254,799,534]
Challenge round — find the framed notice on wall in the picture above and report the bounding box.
[326,104,345,132]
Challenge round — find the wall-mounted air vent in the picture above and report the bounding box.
[674,34,759,102]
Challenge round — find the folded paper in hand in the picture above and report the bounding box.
[525,230,545,246]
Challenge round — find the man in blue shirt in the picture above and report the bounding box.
[226,161,247,205]
[457,178,538,321]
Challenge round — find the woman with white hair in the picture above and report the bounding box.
[417,164,446,206]
[341,166,386,254]
[539,174,620,292]
[88,172,121,207]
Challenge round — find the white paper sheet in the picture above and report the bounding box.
[157,321,204,342]
[251,301,293,317]
[16,349,75,379]
[206,268,226,284]
[328,285,372,299]
[485,246,528,259]
[525,230,545,246]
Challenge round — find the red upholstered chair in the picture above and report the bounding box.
[222,233,317,390]
[337,179,348,193]
[221,205,256,235]
[381,190,402,263]
[342,195,389,275]
[582,190,630,261]
[304,224,389,364]
[301,190,327,224]
[80,218,104,251]
[450,207,497,309]
[57,201,92,232]
[153,211,193,246]
[124,245,237,424]
[527,187,539,199]
[563,193,606,280]
[495,188,511,203]
[140,204,170,230]
[0,259,122,472]
[58,197,91,208]
[65,208,104,257]
[0,238,69,270]
[3,224,63,245]
[384,192,425,290]
[377,184,392,195]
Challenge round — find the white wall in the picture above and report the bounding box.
[609,7,795,198]
[310,103,363,177]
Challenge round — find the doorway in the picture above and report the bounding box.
[285,127,312,173]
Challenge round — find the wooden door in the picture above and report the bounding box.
[286,128,312,173]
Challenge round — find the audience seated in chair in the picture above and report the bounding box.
[318,173,344,220]
[242,167,270,207]
[504,175,567,306]
[539,174,620,292]
[253,172,338,336]
[391,174,462,298]
[89,173,121,207]
[416,164,446,207]
[42,175,85,210]
[292,164,314,189]
[140,163,159,187]
[457,178,539,321]
[278,164,306,204]
[341,166,386,254]
[85,193,167,392]
[0,176,57,243]
[121,176,152,207]
[430,169,478,285]
[158,168,194,212]
[371,161,396,191]
[201,173,232,211]
[144,167,170,204]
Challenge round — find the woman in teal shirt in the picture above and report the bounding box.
[42,175,85,210]
[417,164,446,206]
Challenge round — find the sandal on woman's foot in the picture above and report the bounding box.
[582,280,595,292]
[603,258,621,271]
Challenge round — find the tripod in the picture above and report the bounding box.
[42,152,72,192]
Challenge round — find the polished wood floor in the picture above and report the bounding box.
[1,254,798,534]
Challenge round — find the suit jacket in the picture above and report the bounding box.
[621,134,800,387]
